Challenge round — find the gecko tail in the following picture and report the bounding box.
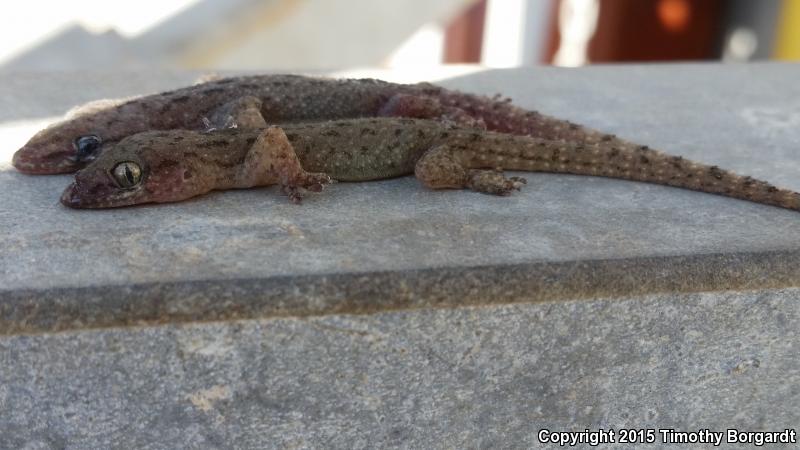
[579,142,800,211]
[551,141,800,211]
[434,90,799,211]
[475,132,800,212]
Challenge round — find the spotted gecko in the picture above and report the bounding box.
[61,118,799,210]
[15,74,659,176]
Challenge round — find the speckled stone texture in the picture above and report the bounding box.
[1,64,799,447]
[1,289,798,449]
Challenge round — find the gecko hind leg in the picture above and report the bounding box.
[205,95,268,130]
[379,93,486,130]
[415,146,526,196]
[238,127,332,204]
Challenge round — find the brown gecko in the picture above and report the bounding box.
[14,74,653,176]
[61,118,799,210]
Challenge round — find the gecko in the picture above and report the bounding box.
[61,117,800,211]
[14,73,648,176]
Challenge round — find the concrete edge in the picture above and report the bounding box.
[2,249,800,335]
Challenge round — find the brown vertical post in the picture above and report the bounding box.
[444,0,488,63]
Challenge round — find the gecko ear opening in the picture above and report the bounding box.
[112,161,142,188]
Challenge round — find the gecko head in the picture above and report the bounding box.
[60,131,201,209]
[13,98,137,174]
[12,121,107,174]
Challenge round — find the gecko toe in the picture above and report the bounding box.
[302,172,332,191]
[281,185,305,204]
[281,172,331,202]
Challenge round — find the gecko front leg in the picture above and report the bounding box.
[206,95,269,130]
[414,145,526,195]
[237,127,331,203]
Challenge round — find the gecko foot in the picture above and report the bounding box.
[207,96,267,130]
[201,115,238,132]
[281,185,305,204]
[466,169,527,196]
[281,172,332,203]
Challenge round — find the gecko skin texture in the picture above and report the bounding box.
[16,74,652,175]
[61,118,800,211]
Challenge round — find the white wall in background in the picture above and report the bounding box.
[386,24,445,68]
[0,0,474,71]
[209,0,472,70]
[482,0,553,67]
[552,0,599,67]
[0,0,198,65]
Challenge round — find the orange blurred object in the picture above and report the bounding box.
[657,0,692,33]
[545,0,724,63]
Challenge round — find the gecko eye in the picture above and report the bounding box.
[112,162,142,188]
[74,135,102,160]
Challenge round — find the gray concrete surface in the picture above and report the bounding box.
[2,289,798,449]
[1,64,799,447]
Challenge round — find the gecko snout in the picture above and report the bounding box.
[60,179,112,208]
[60,183,84,208]
[13,147,73,174]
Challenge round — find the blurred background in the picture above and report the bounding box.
[0,0,798,73]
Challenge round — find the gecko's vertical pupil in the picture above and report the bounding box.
[75,135,102,160]
[112,161,142,188]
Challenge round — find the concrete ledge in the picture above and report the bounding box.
[2,64,800,447]
[3,249,800,335]
[2,288,798,447]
